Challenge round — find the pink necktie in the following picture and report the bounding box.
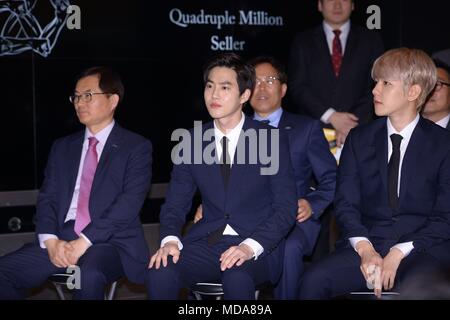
[74,137,99,235]
[332,29,342,77]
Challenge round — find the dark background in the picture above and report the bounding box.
[0,0,448,232]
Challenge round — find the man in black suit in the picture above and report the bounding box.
[422,59,450,129]
[299,48,450,299]
[288,0,383,147]
[248,55,337,299]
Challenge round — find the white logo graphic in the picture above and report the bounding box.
[0,0,74,57]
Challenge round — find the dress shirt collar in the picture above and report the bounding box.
[387,113,419,146]
[213,112,245,147]
[84,120,115,146]
[435,114,450,128]
[323,20,351,54]
[253,107,283,128]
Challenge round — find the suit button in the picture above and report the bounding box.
[225,214,230,219]
[392,217,399,222]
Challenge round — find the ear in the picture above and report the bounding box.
[407,84,422,102]
[109,94,120,111]
[318,0,323,12]
[240,89,251,104]
[281,83,288,98]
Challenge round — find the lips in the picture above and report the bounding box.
[210,103,221,108]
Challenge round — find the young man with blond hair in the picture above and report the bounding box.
[299,48,450,299]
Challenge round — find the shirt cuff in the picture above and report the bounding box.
[161,235,183,250]
[79,233,93,247]
[349,237,372,252]
[241,238,264,260]
[320,108,336,124]
[391,242,414,257]
[38,234,58,249]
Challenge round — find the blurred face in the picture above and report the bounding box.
[73,75,117,134]
[204,66,250,129]
[422,68,450,121]
[372,79,412,118]
[318,0,354,28]
[250,63,287,118]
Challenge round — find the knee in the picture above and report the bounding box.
[284,236,306,256]
[222,268,253,288]
[80,267,107,287]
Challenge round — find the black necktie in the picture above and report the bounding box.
[207,137,230,245]
[388,134,403,209]
[220,137,231,187]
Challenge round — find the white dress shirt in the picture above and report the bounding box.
[320,20,351,124]
[162,113,264,259]
[350,114,420,257]
[38,120,115,248]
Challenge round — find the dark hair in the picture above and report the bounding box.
[203,53,255,95]
[247,55,288,84]
[434,59,450,78]
[76,66,124,105]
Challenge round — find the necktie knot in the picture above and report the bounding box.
[88,137,99,148]
[260,119,270,125]
[390,134,403,149]
[333,29,341,37]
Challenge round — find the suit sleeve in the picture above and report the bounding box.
[334,130,370,238]
[250,131,298,251]
[403,148,450,251]
[158,161,197,240]
[303,121,337,218]
[82,140,153,243]
[35,141,60,236]
[288,35,330,119]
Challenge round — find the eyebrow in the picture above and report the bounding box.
[206,79,233,86]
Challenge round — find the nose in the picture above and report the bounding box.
[372,82,381,96]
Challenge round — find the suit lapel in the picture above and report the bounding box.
[339,26,357,79]
[91,124,122,192]
[67,132,84,206]
[314,27,336,82]
[399,119,425,203]
[374,121,388,196]
[226,117,251,193]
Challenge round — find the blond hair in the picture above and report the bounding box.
[372,48,437,109]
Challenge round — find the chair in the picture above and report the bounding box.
[190,282,261,300]
[48,273,118,300]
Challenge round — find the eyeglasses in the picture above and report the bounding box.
[69,92,110,104]
[434,80,450,92]
[255,76,280,87]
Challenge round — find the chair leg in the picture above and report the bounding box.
[105,281,118,300]
[255,290,260,300]
[53,283,66,300]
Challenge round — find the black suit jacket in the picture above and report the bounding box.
[288,24,384,125]
[35,124,153,283]
[335,117,450,260]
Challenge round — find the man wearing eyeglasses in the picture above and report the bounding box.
[422,59,450,129]
[0,66,153,299]
[248,56,337,299]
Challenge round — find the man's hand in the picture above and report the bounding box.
[296,199,312,223]
[356,240,383,297]
[194,204,203,223]
[148,241,180,269]
[329,112,358,146]
[67,237,90,265]
[220,244,254,271]
[381,248,404,291]
[45,238,73,268]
